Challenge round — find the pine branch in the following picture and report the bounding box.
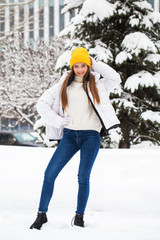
[134,135,160,144]
[121,92,160,111]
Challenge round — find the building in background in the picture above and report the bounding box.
[149,0,160,11]
[0,0,75,45]
[0,0,159,46]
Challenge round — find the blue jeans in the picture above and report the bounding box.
[38,128,101,215]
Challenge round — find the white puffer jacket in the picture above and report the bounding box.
[37,60,121,140]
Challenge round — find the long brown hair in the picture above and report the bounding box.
[60,67,100,110]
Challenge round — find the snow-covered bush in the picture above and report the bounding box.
[0,34,65,136]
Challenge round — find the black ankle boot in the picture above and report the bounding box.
[30,212,48,230]
[73,214,85,227]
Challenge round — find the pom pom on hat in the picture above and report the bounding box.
[70,47,91,69]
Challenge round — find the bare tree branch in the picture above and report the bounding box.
[0,7,43,45]
[0,0,35,8]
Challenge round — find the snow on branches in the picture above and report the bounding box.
[59,0,160,147]
[0,34,64,128]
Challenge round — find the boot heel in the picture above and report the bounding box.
[30,212,48,230]
[71,214,85,227]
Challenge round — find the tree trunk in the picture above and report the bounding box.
[118,122,130,148]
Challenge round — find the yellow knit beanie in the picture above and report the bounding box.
[70,47,91,69]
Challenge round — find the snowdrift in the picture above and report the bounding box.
[0,146,160,240]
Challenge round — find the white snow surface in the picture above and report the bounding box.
[122,32,157,56]
[144,54,160,64]
[141,16,153,29]
[89,42,113,62]
[115,51,132,64]
[154,71,160,81]
[131,141,160,149]
[55,50,71,70]
[148,11,160,24]
[0,146,160,240]
[80,0,115,21]
[142,110,160,123]
[117,6,130,15]
[129,18,139,27]
[124,71,160,92]
[114,98,136,109]
[133,1,153,11]
[62,0,85,14]
[116,32,158,65]
[60,0,116,40]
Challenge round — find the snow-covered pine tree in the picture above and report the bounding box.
[57,0,160,148]
[0,34,64,130]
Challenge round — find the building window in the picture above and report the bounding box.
[148,0,154,8]
[60,2,64,31]
[49,4,54,37]
[39,8,44,39]
[0,8,5,38]
[29,6,34,39]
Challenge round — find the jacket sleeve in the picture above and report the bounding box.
[92,58,121,92]
[37,84,64,129]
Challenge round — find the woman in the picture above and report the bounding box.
[30,47,121,230]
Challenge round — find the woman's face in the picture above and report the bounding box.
[73,62,88,77]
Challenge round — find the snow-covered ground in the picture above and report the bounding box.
[0,146,160,240]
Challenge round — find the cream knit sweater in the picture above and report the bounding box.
[64,75,102,132]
